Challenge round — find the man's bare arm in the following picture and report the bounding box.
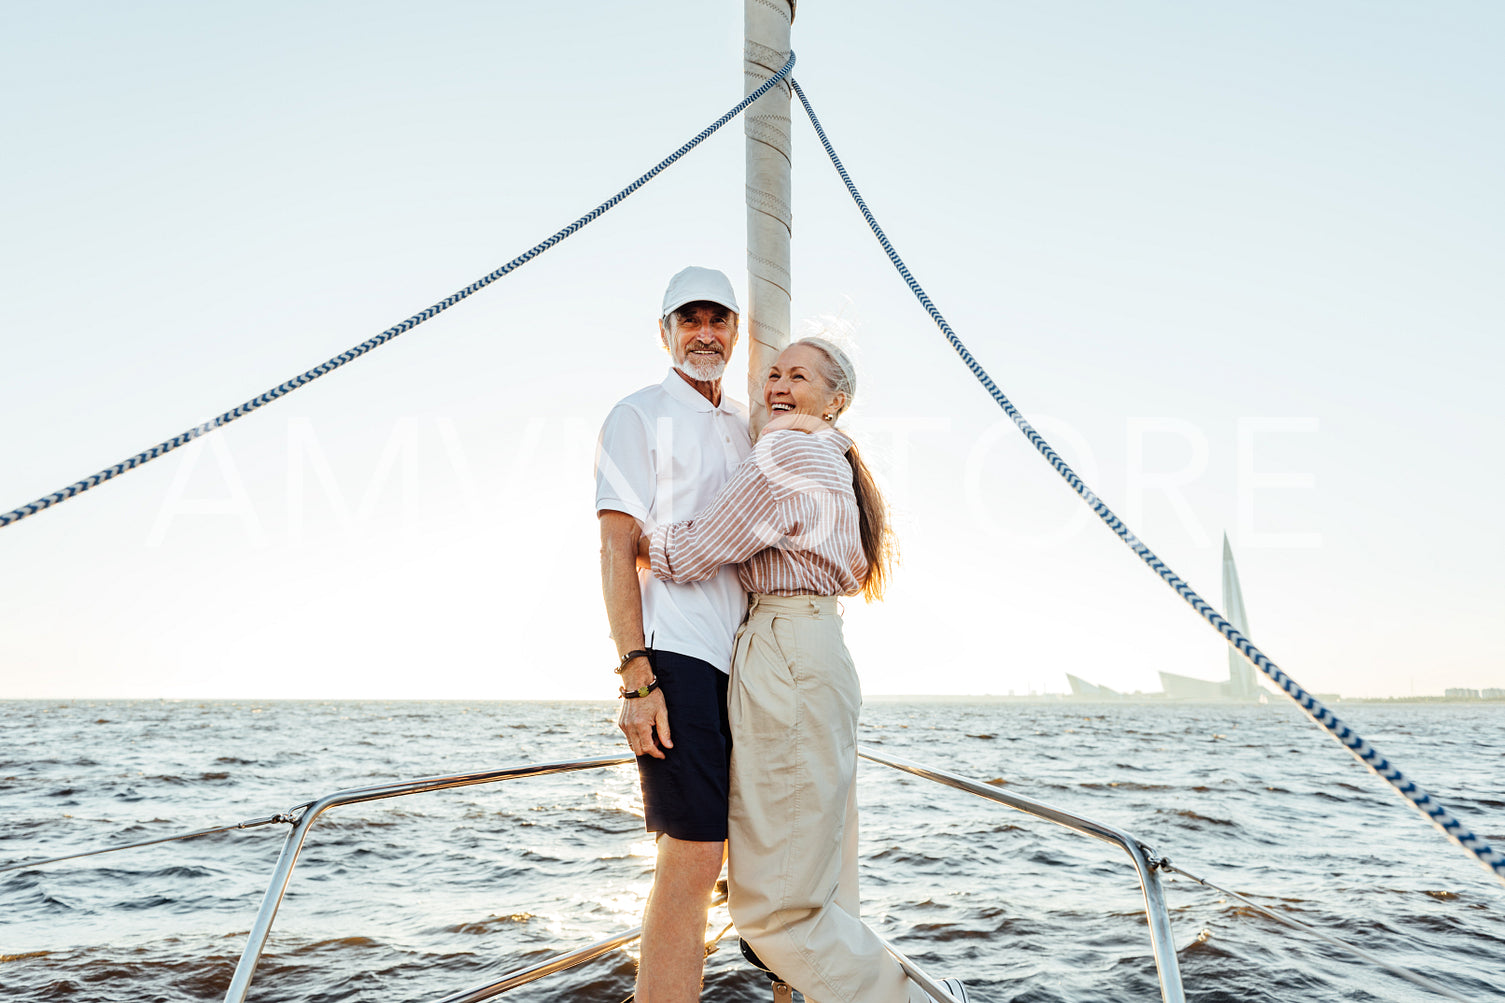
[599,511,672,758]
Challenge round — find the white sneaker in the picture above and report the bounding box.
[927,977,970,1002]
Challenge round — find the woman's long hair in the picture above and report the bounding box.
[795,337,896,602]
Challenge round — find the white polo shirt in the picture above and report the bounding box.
[595,371,753,672]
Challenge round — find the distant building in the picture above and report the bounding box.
[1159,535,1261,702]
[1068,534,1264,702]
[1066,674,1123,698]
[1445,688,1481,700]
[1484,688,1505,700]
[1158,671,1234,700]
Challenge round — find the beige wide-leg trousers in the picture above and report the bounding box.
[727,594,926,1003]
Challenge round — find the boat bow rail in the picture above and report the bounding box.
[224,755,634,1003]
[857,748,1184,1002]
[221,750,1188,1003]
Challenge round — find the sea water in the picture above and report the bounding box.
[1,699,1501,1002]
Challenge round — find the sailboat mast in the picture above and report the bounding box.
[744,0,795,437]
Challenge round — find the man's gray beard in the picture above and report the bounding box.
[675,355,727,382]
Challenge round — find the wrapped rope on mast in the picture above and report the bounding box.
[744,0,795,438]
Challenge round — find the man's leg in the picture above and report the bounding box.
[633,652,734,1002]
[636,836,726,1003]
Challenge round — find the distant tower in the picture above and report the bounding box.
[1222,533,1259,700]
[1155,533,1263,700]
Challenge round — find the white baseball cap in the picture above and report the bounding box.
[661,266,740,319]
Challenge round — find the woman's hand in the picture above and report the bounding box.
[635,532,652,571]
[763,412,827,435]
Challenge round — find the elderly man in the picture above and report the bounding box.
[594,266,752,1002]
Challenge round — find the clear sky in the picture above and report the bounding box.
[2,2,1501,700]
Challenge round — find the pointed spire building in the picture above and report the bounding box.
[1156,533,1262,701]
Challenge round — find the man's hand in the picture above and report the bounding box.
[618,684,673,758]
[763,412,827,434]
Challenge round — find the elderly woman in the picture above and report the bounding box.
[639,337,968,1003]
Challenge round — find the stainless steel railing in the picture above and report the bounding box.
[859,747,1184,1003]
[434,888,731,1003]
[435,889,730,1003]
[224,749,1185,1003]
[224,755,633,1003]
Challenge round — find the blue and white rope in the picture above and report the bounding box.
[790,78,1505,890]
[0,53,797,531]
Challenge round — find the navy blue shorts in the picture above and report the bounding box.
[636,650,731,842]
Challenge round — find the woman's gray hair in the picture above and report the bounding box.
[793,336,857,419]
[790,332,894,601]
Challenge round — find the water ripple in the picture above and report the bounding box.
[0,698,1499,1002]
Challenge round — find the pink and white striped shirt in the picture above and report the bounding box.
[649,427,867,597]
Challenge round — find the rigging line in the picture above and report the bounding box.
[1162,862,1474,1002]
[788,76,1505,892]
[0,806,308,873]
[0,52,797,531]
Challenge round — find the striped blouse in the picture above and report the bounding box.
[649,427,867,597]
